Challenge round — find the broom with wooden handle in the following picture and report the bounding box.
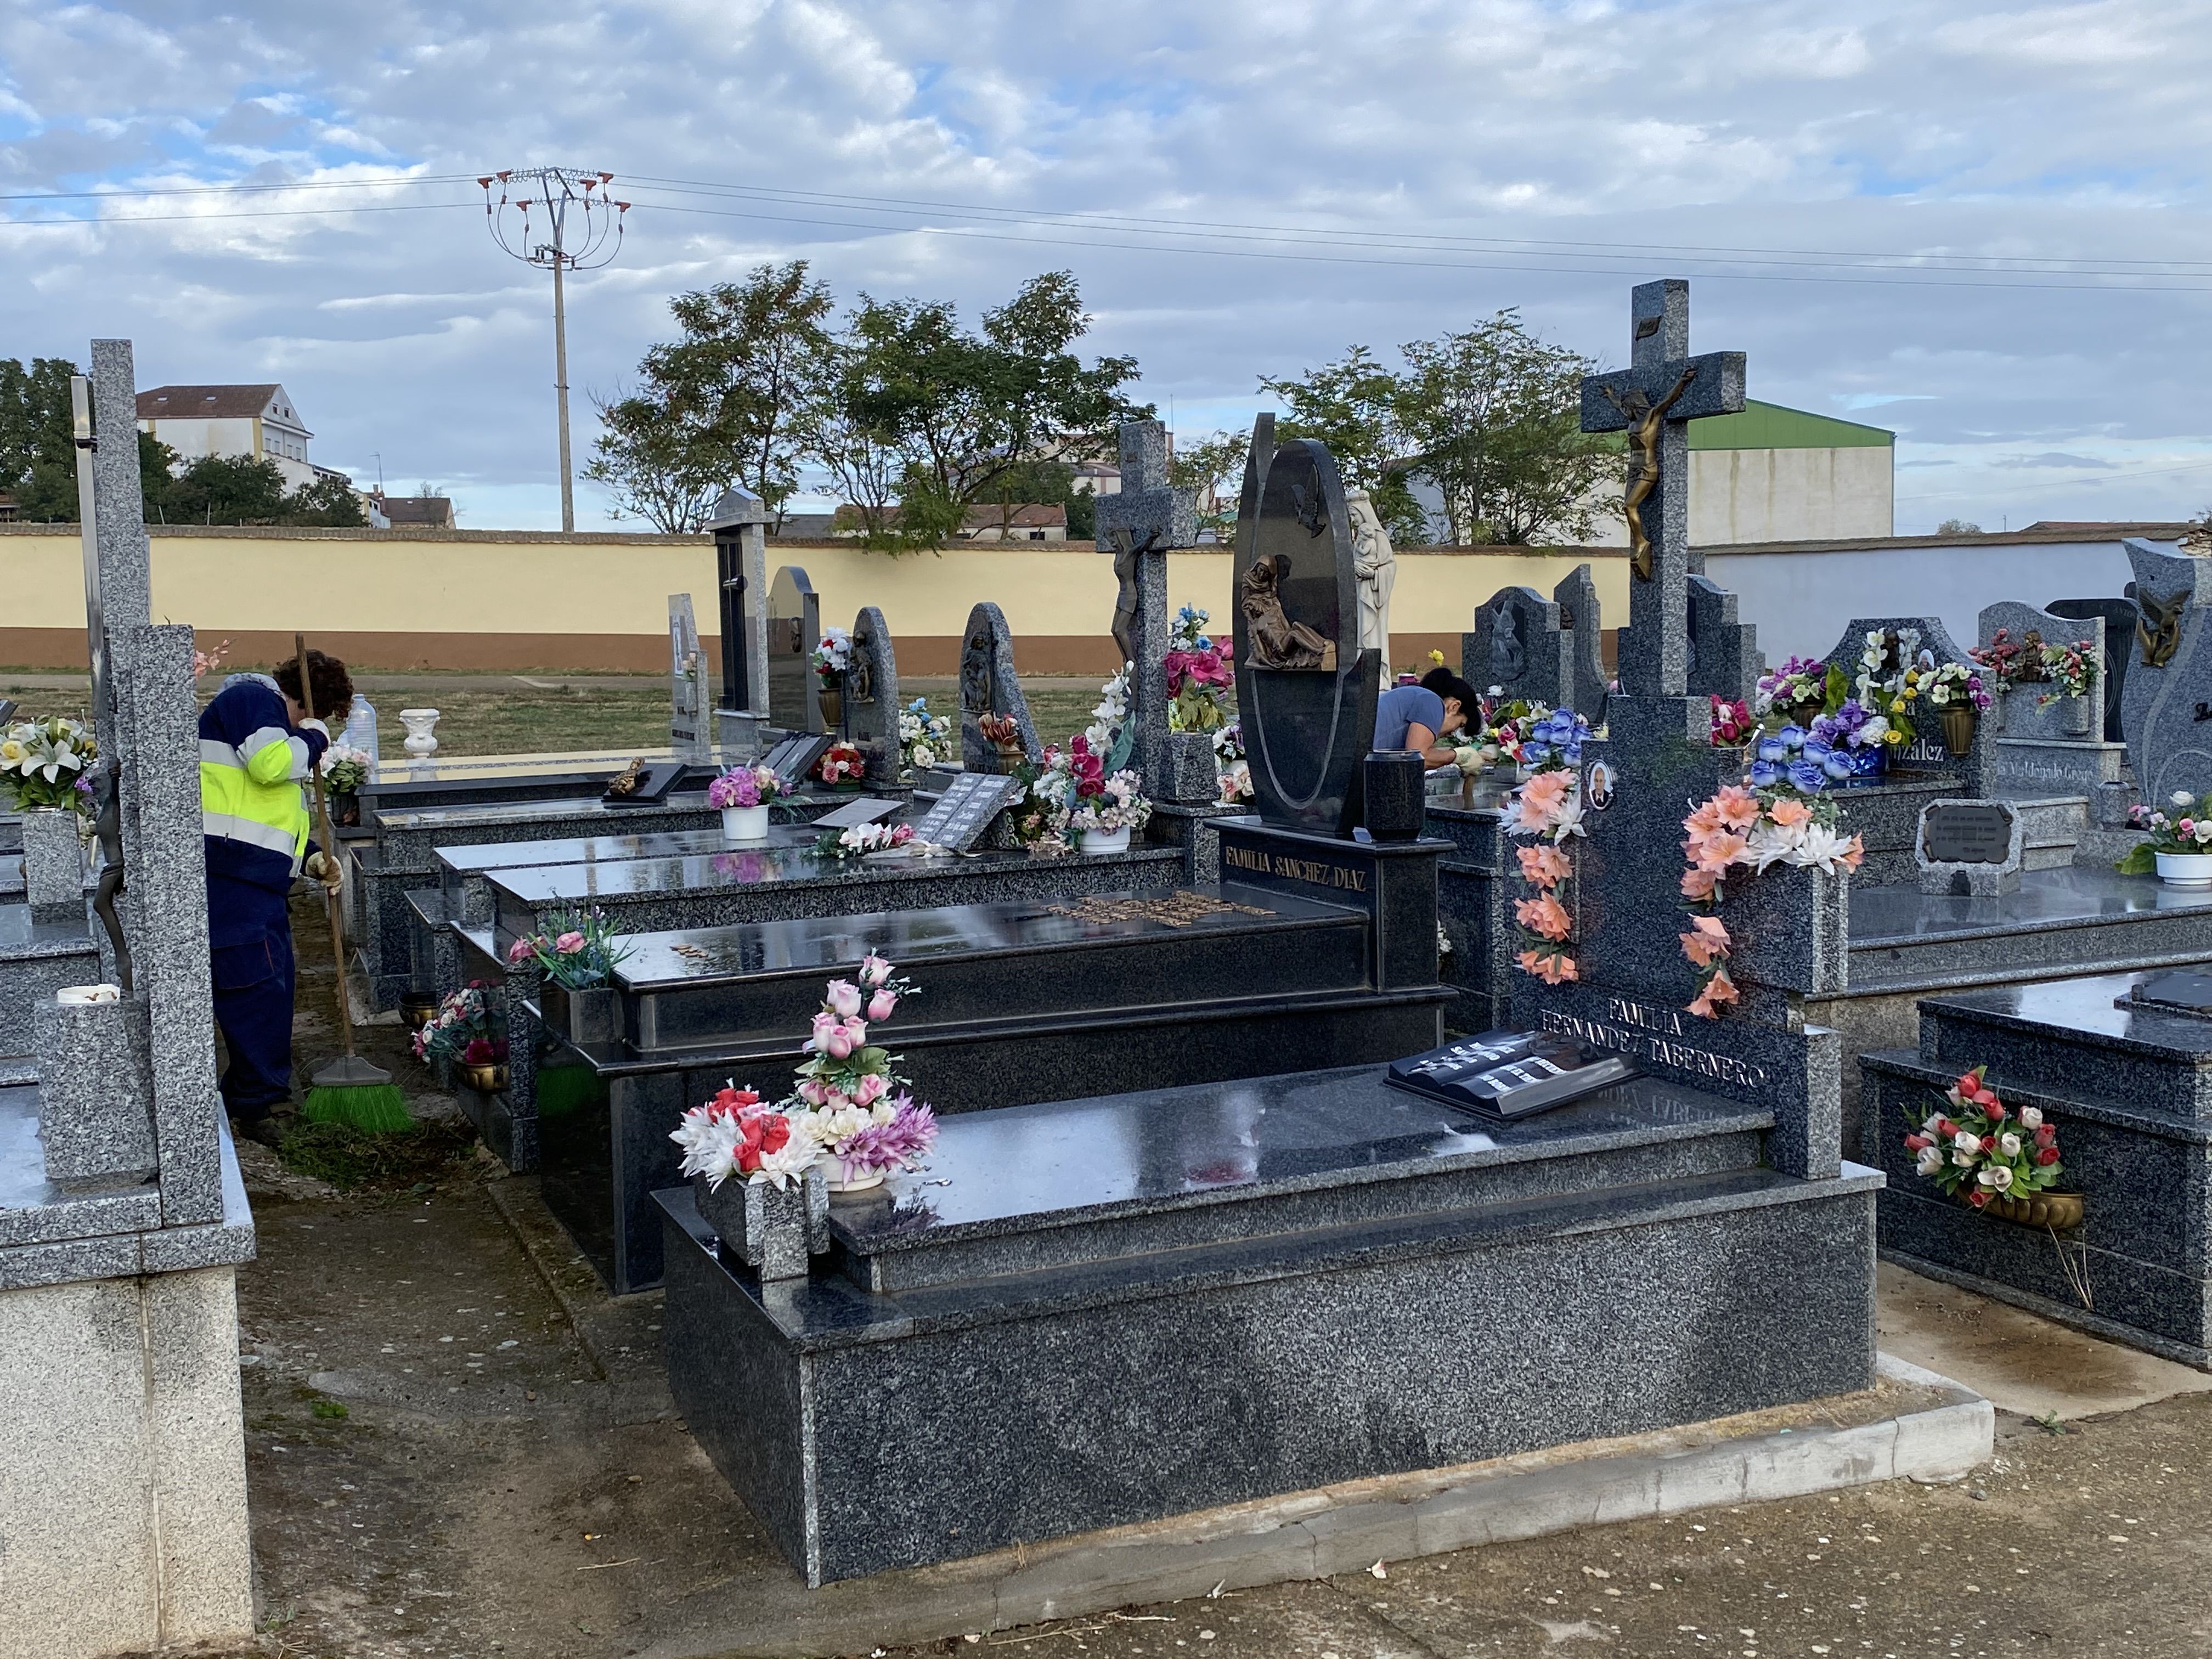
[293,633,410,1132]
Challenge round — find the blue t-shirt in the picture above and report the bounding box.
[1373,684,1446,751]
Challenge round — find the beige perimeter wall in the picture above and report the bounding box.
[0,525,1629,677]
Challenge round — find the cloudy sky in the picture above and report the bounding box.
[4,1,2210,535]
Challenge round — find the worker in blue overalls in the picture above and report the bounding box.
[198,650,352,1144]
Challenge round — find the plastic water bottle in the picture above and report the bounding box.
[341,693,379,776]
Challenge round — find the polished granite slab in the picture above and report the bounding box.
[657,1060,1880,1584]
[437,825,820,924]
[379,789,719,834]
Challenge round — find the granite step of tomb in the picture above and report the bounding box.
[0,907,104,1059]
[653,1062,1881,1583]
[821,1066,1776,1294]
[435,822,839,926]
[1843,867,2212,996]
[594,886,1374,1056]
[0,1082,166,1256]
[1861,1043,2212,1364]
[486,842,1190,950]
[1909,970,2212,1120]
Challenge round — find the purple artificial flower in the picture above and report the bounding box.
[831,1094,939,1182]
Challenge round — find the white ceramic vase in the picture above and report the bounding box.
[398,708,441,758]
[720,803,770,842]
[823,1166,887,1195]
[2155,851,2212,888]
[1081,825,1133,855]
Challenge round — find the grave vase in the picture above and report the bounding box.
[1974,1189,2084,1231]
[398,708,441,758]
[1836,742,1888,786]
[818,682,843,730]
[692,1166,829,1282]
[1938,704,1978,758]
[540,981,619,1047]
[1079,825,1133,855]
[721,803,771,842]
[2155,851,2212,889]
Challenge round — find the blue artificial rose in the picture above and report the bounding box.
[1789,759,1829,793]
[1757,734,1790,764]
[1750,759,1785,788]
[1822,752,1855,780]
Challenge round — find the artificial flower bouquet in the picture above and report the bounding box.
[787,956,938,1188]
[1708,696,1753,747]
[1920,659,1991,713]
[813,820,916,860]
[810,627,851,684]
[410,980,506,1064]
[1499,710,1590,986]
[319,743,371,794]
[1677,774,1864,1018]
[816,743,866,785]
[1013,735,1151,850]
[1901,1064,2063,1211]
[2,715,97,813]
[670,1086,819,1192]
[1977,628,2099,709]
[2036,637,2097,706]
[1516,708,1589,772]
[1753,656,1832,724]
[1852,627,1924,746]
[2120,790,2212,873]
[899,698,952,772]
[1165,604,1234,733]
[708,762,789,810]
[504,906,632,990]
[1214,723,1253,804]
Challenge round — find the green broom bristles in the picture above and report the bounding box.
[300,1082,415,1135]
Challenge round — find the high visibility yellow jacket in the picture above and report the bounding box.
[198,674,326,891]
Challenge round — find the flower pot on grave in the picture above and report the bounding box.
[2155,851,2212,888]
[1972,1190,2084,1231]
[823,1165,887,1195]
[991,740,1026,771]
[540,981,619,1047]
[1787,698,1829,731]
[1939,705,1978,758]
[334,792,362,828]
[461,1062,509,1092]
[818,685,843,730]
[1079,825,1133,855]
[401,992,439,1031]
[691,1167,828,1281]
[720,803,770,842]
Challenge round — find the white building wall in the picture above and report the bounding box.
[1704,535,2172,664]
[140,415,320,490]
[1689,445,1893,546]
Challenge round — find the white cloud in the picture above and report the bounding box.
[1,0,2209,532]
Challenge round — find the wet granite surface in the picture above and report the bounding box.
[657,1070,1881,1584]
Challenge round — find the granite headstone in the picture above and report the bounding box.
[2047,596,2137,744]
[1229,414,1381,836]
[766,565,826,736]
[668,594,712,764]
[1554,563,1611,725]
[958,601,1043,775]
[2118,537,2212,803]
[845,606,899,783]
[1686,574,1758,706]
[707,486,772,758]
[1464,586,1570,707]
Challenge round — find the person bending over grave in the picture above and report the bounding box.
[198,649,353,1145]
[1374,669,1477,766]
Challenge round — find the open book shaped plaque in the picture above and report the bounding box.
[1385,1030,1640,1121]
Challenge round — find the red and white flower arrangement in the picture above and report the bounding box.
[812,820,916,860]
[410,980,506,1065]
[1708,696,1753,746]
[816,742,866,785]
[1678,778,1865,1020]
[1902,1065,2063,1211]
[1014,733,1153,851]
[1502,738,1585,985]
[670,1086,819,1192]
[810,627,851,685]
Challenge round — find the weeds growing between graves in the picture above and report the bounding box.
[275,1117,477,1191]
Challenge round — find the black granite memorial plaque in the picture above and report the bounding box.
[760,732,830,786]
[766,566,825,735]
[2123,969,2212,1017]
[1386,1030,1641,1120]
[601,760,685,807]
[908,770,1020,852]
[1921,803,2013,864]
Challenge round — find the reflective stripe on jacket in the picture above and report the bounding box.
[199,675,326,891]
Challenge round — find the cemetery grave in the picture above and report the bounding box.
[650,321,1901,1591]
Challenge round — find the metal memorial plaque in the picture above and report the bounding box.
[907,770,1020,853]
[812,796,905,831]
[1386,1031,1641,1122]
[1921,803,2013,865]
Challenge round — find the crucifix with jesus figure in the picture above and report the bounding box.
[1579,280,1745,700]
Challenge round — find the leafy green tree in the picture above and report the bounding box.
[279,475,366,527]
[160,455,289,525]
[831,272,1147,552]
[1395,310,1612,546]
[1167,430,1248,544]
[588,260,837,532]
[0,355,188,521]
[1256,346,1426,543]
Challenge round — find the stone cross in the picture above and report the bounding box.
[667,594,712,763]
[1579,280,1745,698]
[1094,419,1209,803]
[707,487,771,759]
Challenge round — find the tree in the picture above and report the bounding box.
[1256,345,1425,541]
[1395,309,1612,546]
[1168,430,1249,543]
[0,355,189,521]
[160,455,289,524]
[831,272,1147,552]
[1935,517,1983,536]
[280,475,366,527]
[587,261,838,533]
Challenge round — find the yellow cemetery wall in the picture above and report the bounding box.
[0,525,1629,676]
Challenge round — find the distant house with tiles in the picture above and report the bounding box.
[136,383,324,492]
